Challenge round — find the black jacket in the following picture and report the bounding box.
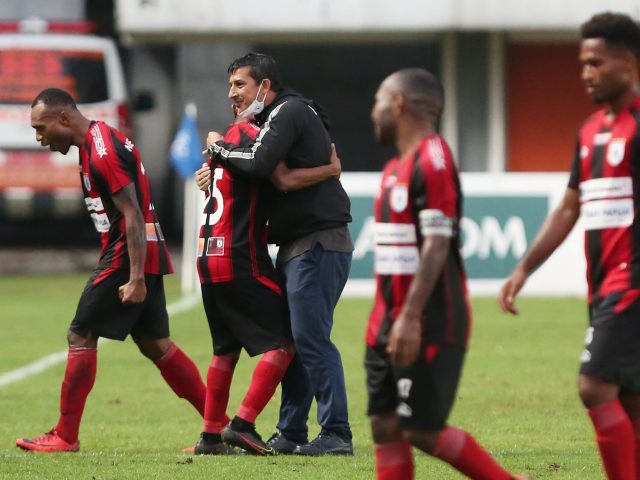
[210,89,352,245]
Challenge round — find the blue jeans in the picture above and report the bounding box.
[276,244,352,441]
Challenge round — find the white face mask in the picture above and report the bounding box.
[236,81,267,120]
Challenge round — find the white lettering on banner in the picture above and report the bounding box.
[84,197,104,211]
[374,245,420,274]
[374,222,416,244]
[580,177,632,202]
[461,216,526,259]
[90,212,111,232]
[582,198,634,230]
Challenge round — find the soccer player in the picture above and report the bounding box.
[499,12,640,479]
[368,69,528,479]
[191,101,341,454]
[16,88,206,452]
[201,53,354,455]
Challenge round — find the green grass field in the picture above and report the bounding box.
[0,273,604,479]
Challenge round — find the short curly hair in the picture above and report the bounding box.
[581,12,640,58]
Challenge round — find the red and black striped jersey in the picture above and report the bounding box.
[568,96,640,307]
[79,121,173,284]
[197,122,278,285]
[366,134,471,349]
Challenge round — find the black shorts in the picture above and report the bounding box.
[201,274,291,357]
[70,269,169,341]
[579,292,640,393]
[365,344,465,431]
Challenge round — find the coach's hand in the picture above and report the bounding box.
[498,267,527,315]
[206,131,224,148]
[195,163,211,192]
[387,313,421,368]
[119,279,147,304]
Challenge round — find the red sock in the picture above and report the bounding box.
[433,426,513,480]
[632,419,640,480]
[588,400,635,480]
[55,347,97,444]
[203,354,237,433]
[375,440,414,480]
[154,342,206,417]
[236,349,293,423]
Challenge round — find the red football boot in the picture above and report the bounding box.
[16,429,79,452]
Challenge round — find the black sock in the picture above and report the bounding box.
[230,416,254,432]
[202,432,222,444]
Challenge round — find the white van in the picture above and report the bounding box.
[0,25,129,219]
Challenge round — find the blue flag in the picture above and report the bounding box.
[169,104,204,179]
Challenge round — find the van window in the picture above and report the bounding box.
[0,49,108,104]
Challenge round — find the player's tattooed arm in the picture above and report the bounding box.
[388,235,450,367]
[112,183,147,304]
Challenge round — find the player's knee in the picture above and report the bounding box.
[66,328,97,348]
[577,375,617,408]
[370,413,402,444]
[405,429,440,455]
[134,335,171,361]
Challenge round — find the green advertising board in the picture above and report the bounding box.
[347,195,548,280]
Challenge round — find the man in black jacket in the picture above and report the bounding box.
[205,53,354,455]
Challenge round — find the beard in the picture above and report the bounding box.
[374,122,396,145]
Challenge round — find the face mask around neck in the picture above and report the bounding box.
[236,81,268,120]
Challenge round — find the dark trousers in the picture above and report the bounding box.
[276,244,352,441]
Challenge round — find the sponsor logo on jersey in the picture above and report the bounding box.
[206,236,225,256]
[374,245,419,275]
[84,196,104,211]
[607,138,626,167]
[580,176,632,202]
[124,138,134,152]
[593,132,612,145]
[90,124,108,158]
[89,212,110,232]
[374,222,416,245]
[582,198,634,230]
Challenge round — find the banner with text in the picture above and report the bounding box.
[339,172,586,298]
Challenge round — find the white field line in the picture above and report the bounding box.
[0,294,200,389]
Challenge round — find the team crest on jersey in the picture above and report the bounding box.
[607,138,626,166]
[390,185,408,212]
[82,173,91,191]
[124,138,134,152]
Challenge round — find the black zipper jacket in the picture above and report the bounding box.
[210,89,352,245]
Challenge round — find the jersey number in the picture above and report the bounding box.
[205,167,224,225]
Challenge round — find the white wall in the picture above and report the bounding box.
[116,0,640,39]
